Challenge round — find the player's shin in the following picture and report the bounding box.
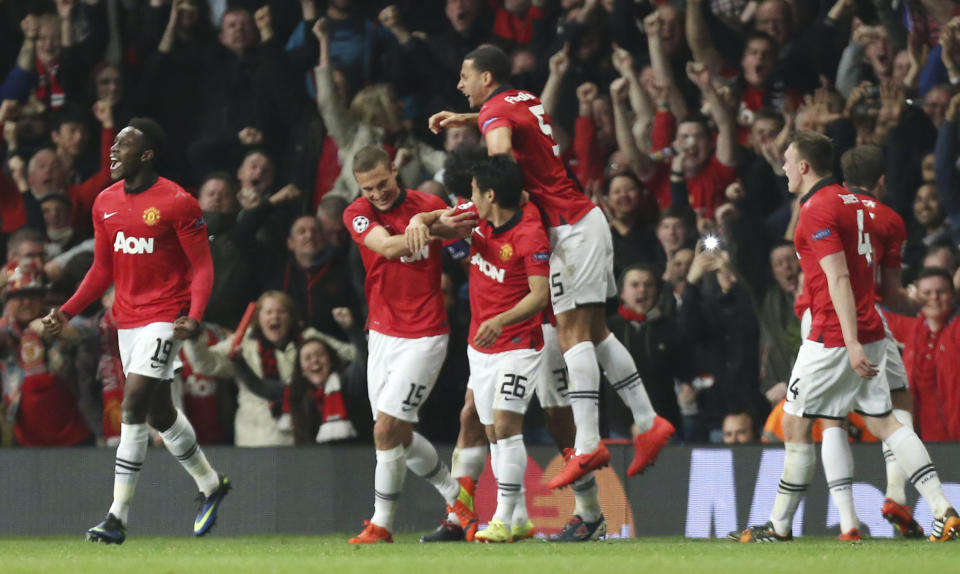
[822,426,859,533]
[406,432,460,504]
[596,333,655,432]
[493,434,526,523]
[564,342,601,452]
[372,445,406,530]
[770,442,816,537]
[159,409,220,496]
[109,423,150,525]
[885,425,951,518]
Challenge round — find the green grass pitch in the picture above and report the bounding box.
[0,535,953,574]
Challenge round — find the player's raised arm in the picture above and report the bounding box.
[819,251,877,379]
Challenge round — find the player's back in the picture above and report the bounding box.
[794,181,884,346]
[855,194,907,271]
[479,89,594,227]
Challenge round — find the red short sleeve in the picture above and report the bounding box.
[802,203,844,261]
[343,199,381,245]
[478,103,513,136]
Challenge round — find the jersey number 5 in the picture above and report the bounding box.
[856,209,872,265]
[528,104,561,157]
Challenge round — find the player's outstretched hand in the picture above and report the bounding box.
[438,207,478,239]
[404,214,432,254]
[428,111,456,134]
[473,317,503,348]
[173,317,201,340]
[847,343,878,379]
[40,307,68,337]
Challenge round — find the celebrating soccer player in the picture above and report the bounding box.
[342,145,479,544]
[429,45,674,491]
[41,118,230,544]
[731,132,959,543]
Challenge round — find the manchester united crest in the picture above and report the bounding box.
[142,207,161,226]
[499,243,513,261]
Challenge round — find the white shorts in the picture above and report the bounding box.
[783,338,891,419]
[117,322,183,380]
[877,304,909,392]
[536,323,570,408]
[801,307,908,392]
[547,207,617,314]
[367,331,448,423]
[467,346,541,425]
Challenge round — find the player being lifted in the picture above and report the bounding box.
[407,155,550,542]
[42,118,230,544]
[429,45,674,490]
[731,132,959,543]
[342,146,479,544]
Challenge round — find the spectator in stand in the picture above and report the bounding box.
[884,267,960,441]
[267,215,357,341]
[934,92,960,239]
[606,263,692,441]
[39,191,85,263]
[183,291,357,447]
[233,149,304,257]
[655,204,695,270]
[0,261,91,446]
[679,241,762,442]
[662,245,694,315]
[312,17,445,199]
[757,240,801,408]
[603,172,658,279]
[722,412,755,444]
[174,321,234,445]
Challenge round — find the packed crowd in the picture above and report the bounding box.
[1,0,960,448]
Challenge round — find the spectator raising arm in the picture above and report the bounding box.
[611,76,657,181]
[687,62,736,167]
[645,12,688,120]
[685,0,724,75]
[934,93,960,231]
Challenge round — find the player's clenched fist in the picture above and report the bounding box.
[41,307,68,337]
[173,316,201,340]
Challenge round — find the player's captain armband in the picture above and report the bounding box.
[352,215,370,234]
[811,228,832,241]
[481,117,500,131]
[532,252,550,262]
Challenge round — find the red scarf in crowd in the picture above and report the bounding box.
[618,304,646,323]
[34,59,66,109]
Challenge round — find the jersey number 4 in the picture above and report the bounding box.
[528,104,561,157]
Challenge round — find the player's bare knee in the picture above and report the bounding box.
[819,417,843,429]
[863,413,902,441]
[484,425,497,445]
[891,389,913,412]
[146,402,176,433]
[493,412,523,441]
[782,413,814,443]
[373,414,410,450]
[544,406,575,449]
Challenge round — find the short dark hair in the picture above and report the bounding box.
[618,262,663,295]
[840,145,884,190]
[658,204,696,228]
[6,228,44,258]
[790,131,833,176]
[743,31,776,53]
[52,104,88,131]
[603,172,642,196]
[916,266,954,288]
[352,145,392,174]
[443,143,488,199]
[471,155,523,209]
[464,44,511,84]
[200,171,237,194]
[128,117,167,161]
[753,108,785,131]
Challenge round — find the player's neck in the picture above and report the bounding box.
[123,170,158,194]
[488,205,517,229]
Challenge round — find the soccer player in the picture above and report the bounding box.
[419,145,607,543]
[731,132,959,543]
[342,145,479,544]
[816,145,925,539]
[41,118,230,544]
[407,154,550,542]
[429,44,674,490]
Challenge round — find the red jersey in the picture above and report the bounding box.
[794,191,906,317]
[343,189,449,338]
[62,177,214,329]
[794,179,884,347]
[478,88,594,228]
[460,201,551,353]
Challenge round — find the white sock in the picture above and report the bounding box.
[564,342,601,452]
[596,333,655,432]
[769,443,815,536]
[371,445,406,530]
[159,410,220,496]
[108,423,149,525]
[511,488,529,527]
[406,432,460,505]
[886,425,951,518]
[493,434,526,523]
[571,472,602,523]
[822,427,858,533]
[451,446,487,481]
[883,409,912,505]
[489,442,501,480]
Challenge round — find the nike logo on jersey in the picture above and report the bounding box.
[104,211,119,219]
